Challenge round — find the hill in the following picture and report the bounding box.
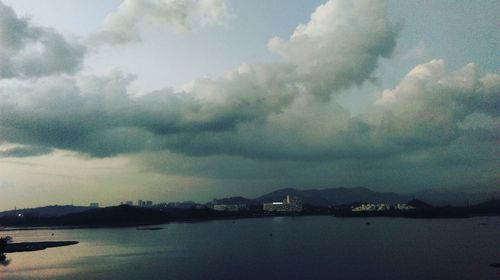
[410,189,500,206]
[0,205,95,218]
[407,199,432,209]
[470,199,500,215]
[0,205,170,227]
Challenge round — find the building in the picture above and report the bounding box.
[352,203,391,212]
[137,200,153,207]
[89,202,99,208]
[394,203,416,211]
[263,195,302,212]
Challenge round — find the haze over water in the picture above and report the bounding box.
[2,216,500,280]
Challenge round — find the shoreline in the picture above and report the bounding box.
[1,212,499,232]
[3,241,79,253]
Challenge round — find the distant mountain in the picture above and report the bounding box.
[407,199,432,209]
[470,199,500,214]
[256,187,410,206]
[410,189,500,206]
[471,199,500,209]
[211,196,256,205]
[0,205,95,218]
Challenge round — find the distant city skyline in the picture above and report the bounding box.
[0,0,498,210]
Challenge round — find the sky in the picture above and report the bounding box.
[0,0,498,210]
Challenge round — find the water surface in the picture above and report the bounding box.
[1,216,499,279]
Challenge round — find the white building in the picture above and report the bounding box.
[263,195,302,212]
[352,203,391,212]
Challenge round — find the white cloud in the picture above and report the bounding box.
[372,59,499,147]
[91,0,233,45]
[197,0,233,26]
[0,1,86,79]
[403,41,429,59]
[268,0,398,99]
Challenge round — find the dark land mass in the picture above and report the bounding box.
[136,227,164,230]
[407,199,433,209]
[2,187,499,218]
[410,189,500,207]
[3,241,78,253]
[0,187,499,229]
[1,199,500,229]
[0,205,95,218]
[469,199,500,215]
[256,187,410,206]
[0,205,262,228]
[0,205,170,228]
[332,199,500,218]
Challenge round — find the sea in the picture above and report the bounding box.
[1,216,499,280]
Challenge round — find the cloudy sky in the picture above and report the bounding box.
[0,0,498,210]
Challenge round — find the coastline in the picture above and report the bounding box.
[1,210,499,232]
[4,241,79,253]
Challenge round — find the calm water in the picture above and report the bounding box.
[1,216,500,280]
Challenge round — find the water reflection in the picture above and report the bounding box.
[1,218,499,280]
[0,236,8,266]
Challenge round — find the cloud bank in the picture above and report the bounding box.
[0,0,402,158]
[0,0,497,191]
